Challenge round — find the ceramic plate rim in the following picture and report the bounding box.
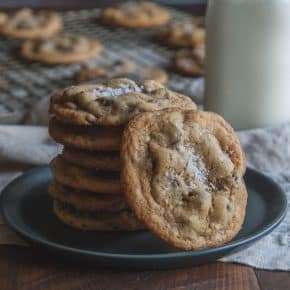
[0,166,287,260]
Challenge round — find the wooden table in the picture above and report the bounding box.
[0,244,289,290]
[0,2,289,289]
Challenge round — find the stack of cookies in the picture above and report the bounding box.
[48,78,196,232]
[48,77,248,250]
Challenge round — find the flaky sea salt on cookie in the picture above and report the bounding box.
[121,109,247,250]
[50,78,196,126]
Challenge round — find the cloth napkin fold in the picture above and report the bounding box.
[0,125,58,164]
[0,123,289,271]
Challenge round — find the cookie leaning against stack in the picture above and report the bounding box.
[122,109,247,250]
[48,78,197,231]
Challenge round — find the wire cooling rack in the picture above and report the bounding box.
[0,7,204,124]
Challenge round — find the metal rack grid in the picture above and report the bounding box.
[0,7,204,124]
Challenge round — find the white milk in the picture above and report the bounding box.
[205,0,290,130]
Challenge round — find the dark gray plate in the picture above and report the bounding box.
[0,166,287,269]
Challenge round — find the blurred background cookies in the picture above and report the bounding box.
[0,8,62,39]
[21,34,103,64]
[159,19,205,49]
[102,1,170,28]
[0,3,205,124]
[174,47,205,76]
[74,59,168,84]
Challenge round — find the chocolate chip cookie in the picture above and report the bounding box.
[50,78,196,126]
[53,200,144,231]
[0,8,62,39]
[75,59,135,83]
[62,147,120,171]
[21,34,103,64]
[141,67,168,84]
[74,59,168,85]
[49,118,122,151]
[160,20,205,48]
[49,181,127,212]
[51,156,121,194]
[102,1,170,28]
[175,47,205,76]
[121,109,247,250]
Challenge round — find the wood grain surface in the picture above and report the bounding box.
[0,245,289,290]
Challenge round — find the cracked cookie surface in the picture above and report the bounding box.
[50,78,196,126]
[121,109,247,250]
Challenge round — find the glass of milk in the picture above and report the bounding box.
[205,0,290,130]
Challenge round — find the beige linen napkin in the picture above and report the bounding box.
[0,125,59,245]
